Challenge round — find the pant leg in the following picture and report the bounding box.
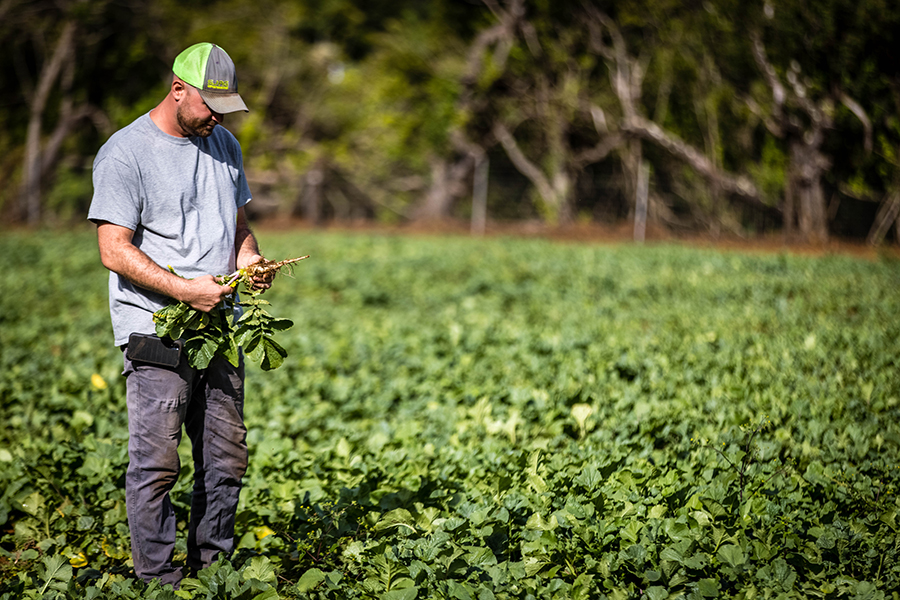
[123,353,195,587]
[184,355,248,571]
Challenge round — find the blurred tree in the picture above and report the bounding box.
[1,0,169,223]
[736,0,895,242]
[1,0,898,242]
[588,1,773,235]
[462,0,624,223]
[3,0,108,223]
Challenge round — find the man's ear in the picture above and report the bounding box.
[172,77,187,101]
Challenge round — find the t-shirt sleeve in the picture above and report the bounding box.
[228,132,252,209]
[87,152,143,230]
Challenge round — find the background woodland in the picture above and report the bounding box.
[2,0,900,243]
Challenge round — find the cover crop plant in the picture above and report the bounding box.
[153,256,308,371]
[3,231,900,599]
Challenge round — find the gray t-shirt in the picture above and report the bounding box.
[88,113,251,346]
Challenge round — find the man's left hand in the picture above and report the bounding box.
[243,254,274,292]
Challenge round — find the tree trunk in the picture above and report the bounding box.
[411,156,472,221]
[896,210,900,245]
[471,153,489,235]
[789,141,829,243]
[551,171,573,224]
[492,122,571,223]
[21,20,76,225]
[867,192,900,246]
[300,158,326,225]
[621,138,642,221]
[783,167,796,238]
[634,161,649,242]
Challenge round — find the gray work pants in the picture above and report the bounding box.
[122,350,248,587]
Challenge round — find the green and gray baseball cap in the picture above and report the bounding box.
[173,42,249,114]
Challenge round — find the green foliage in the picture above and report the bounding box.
[234,297,293,372]
[748,136,788,206]
[153,271,294,371]
[5,0,900,233]
[177,557,278,600]
[154,301,237,370]
[2,229,900,598]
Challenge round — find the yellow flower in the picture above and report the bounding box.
[91,374,108,390]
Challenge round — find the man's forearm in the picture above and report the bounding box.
[97,222,232,311]
[99,230,190,301]
[235,209,263,268]
[235,231,262,268]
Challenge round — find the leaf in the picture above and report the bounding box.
[772,558,796,590]
[296,568,326,592]
[383,587,418,600]
[184,333,218,369]
[242,331,264,357]
[38,555,72,594]
[69,552,88,568]
[574,465,602,489]
[571,573,595,600]
[571,403,593,434]
[523,555,548,577]
[684,553,708,570]
[717,544,745,568]
[463,546,498,568]
[375,508,417,533]
[242,556,277,584]
[525,512,557,531]
[645,586,669,600]
[221,334,240,367]
[527,472,548,493]
[20,492,45,517]
[440,517,467,531]
[620,520,643,544]
[260,338,288,371]
[234,327,255,349]
[697,579,719,597]
[690,510,711,527]
[267,318,294,331]
[660,546,684,564]
[415,506,441,532]
[183,308,206,332]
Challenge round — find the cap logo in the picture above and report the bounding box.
[207,79,230,90]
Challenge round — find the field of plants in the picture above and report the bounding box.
[1,228,899,599]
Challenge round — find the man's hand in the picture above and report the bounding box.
[241,254,274,292]
[235,208,272,292]
[181,275,234,312]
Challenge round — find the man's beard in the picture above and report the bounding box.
[176,104,216,138]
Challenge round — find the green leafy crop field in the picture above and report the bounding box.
[1,230,899,599]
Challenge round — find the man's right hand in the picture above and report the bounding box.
[181,275,234,312]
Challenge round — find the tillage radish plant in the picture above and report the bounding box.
[153,256,308,370]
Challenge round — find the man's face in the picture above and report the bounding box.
[176,84,224,138]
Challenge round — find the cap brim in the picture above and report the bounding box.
[199,90,249,114]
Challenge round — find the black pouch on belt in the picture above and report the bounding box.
[125,333,183,368]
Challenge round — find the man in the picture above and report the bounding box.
[88,42,270,587]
